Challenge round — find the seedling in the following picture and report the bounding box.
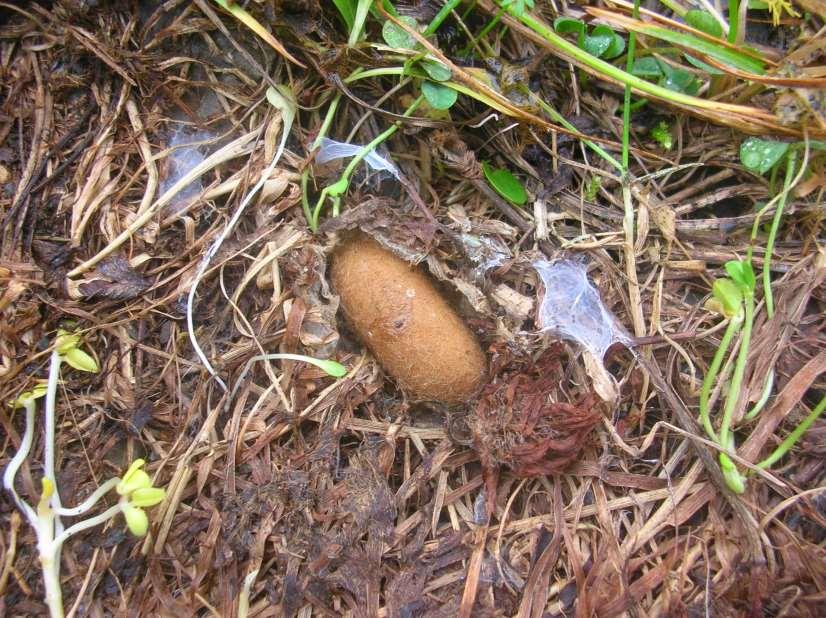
[3,330,166,617]
[699,139,825,493]
[553,17,625,61]
[308,10,462,229]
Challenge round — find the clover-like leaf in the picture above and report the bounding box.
[604,30,626,59]
[583,25,614,58]
[740,138,789,175]
[659,64,699,95]
[553,17,585,37]
[382,16,418,49]
[631,56,662,78]
[482,161,528,206]
[421,80,457,110]
[420,58,451,82]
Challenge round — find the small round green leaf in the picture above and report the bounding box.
[583,26,614,58]
[420,58,451,82]
[553,16,585,36]
[685,10,724,38]
[422,80,457,110]
[739,137,790,175]
[382,16,418,49]
[631,57,662,78]
[604,31,626,59]
[659,66,699,95]
[482,162,528,206]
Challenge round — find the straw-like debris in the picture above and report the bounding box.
[0,1,824,616]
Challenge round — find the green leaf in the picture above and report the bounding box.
[630,22,765,74]
[684,53,723,75]
[382,15,418,49]
[326,177,350,197]
[712,278,743,318]
[422,80,458,110]
[725,260,756,293]
[11,383,47,409]
[740,137,790,174]
[659,64,699,95]
[685,9,723,38]
[314,359,348,378]
[583,25,615,58]
[651,120,673,150]
[420,58,451,82]
[122,503,149,536]
[482,161,528,206]
[604,31,626,59]
[130,487,166,508]
[64,347,100,373]
[553,17,585,37]
[331,0,356,31]
[631,56,662,78]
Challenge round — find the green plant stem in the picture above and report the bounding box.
[727,0,739,44]
[719,292,755,449]
[311,94,424,229]
[302,94,343,226]
[507,6,757,108]
[622,0,641,172]
[744,368,774,421]
[475,9,504,42]
[757,396,826,470]
[54,478,120,517]
[424,0,463,36]
[699,315,742,441]
[763,149,797,318]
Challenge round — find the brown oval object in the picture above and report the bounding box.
[332,236,486,404]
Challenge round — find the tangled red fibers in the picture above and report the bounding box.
[471,344,602,508]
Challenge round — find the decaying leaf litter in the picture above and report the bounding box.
[0,0,825,615]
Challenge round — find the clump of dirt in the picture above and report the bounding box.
[471,343,602,504]
[331,233,487,404]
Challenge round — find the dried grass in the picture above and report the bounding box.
[1,1,824,616]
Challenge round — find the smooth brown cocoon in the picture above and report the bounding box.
[332,236,487,404]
